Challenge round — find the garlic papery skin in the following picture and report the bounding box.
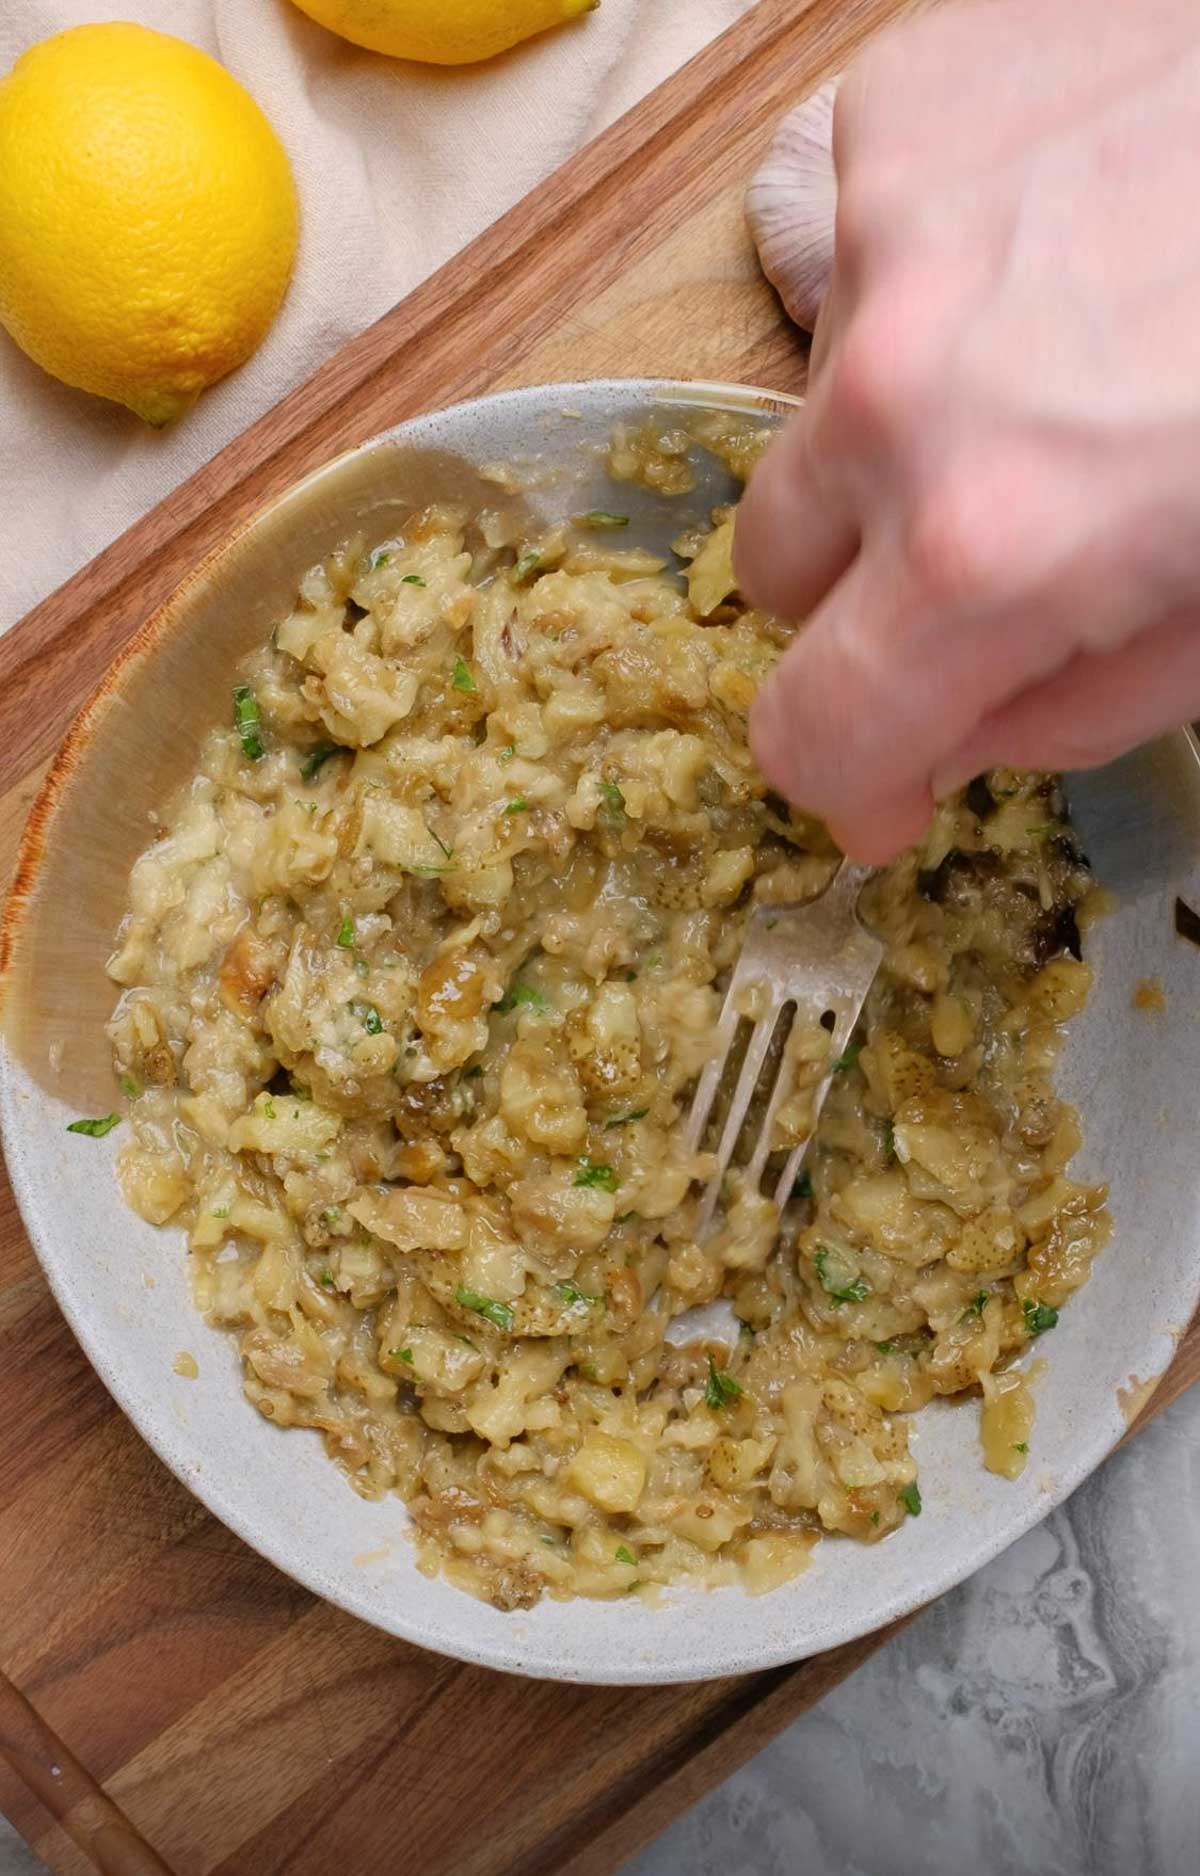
[746,80,838,332]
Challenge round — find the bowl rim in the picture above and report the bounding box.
[2,377,1197,1686]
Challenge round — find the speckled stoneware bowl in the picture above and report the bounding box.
[3,380,1199,1685]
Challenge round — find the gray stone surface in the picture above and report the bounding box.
[624,1387,1200,1876]
[2,1392,1197,1875]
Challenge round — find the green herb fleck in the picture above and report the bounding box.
[428,824,454,860]
[393,1347,415,1365]
[498,744,516,763]
[871,1511,881,1527]
[336,915,356,949]
[504,796,530,816]
[604,1107,648,1130]
[556,1281,603,1308]
[541,1535,558,1548]
[401,573,426,587]
[464,1064,485,1079]
[318,1269,335,1289]
[874,1341,896,1356]
[495,980,549,1015]
[883,1120,896,1162]
[791,1169,813,1201]
[514,550,540,582]
[372,550,392,568]
[899,1483,922,1517]
[354,956,370,978]
[454,1333,480,1351]
[1023,1299,1059,1336]
[831,1042,862,1074]
[581,511,630,530]
[962,1291,990,1323]
[118,1074,140,1099]
[814,1247,870,1305]
[704,1354,743,1410]
[452,656,477,693]
[1026,822,1058,840]
[599,779,626,823]
[232,685,264,762]
[263,1096,277,1119]
[615,1545,636,1565]
[211,1206,231,1220]
[321,1206,342,1224]
[358,1004,384,1036]
[301,743,341,783]
[574,1158,619,1192]
[455,1285,515,1333]
[1013,1442,1029,1454]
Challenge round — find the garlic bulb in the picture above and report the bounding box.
[746,80,838,332]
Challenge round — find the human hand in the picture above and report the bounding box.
[736,0,1200,863]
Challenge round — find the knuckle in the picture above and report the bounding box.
[905,485,1011,610]
[827,319,906,436]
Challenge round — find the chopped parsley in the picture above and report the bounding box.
[580,511,630,530]
[615,1545,636,1565]
[871,1511,881,1527]
[118,1074,140,1099]
[1027,822,1058,840]
[455,1285,515,1333]
[336,915,356,949]
[1013,1442,1029,1455]
[393,1347,415,1365]
[494,980,549,1015]
[427,824,454,860]
[599,779,626,823]
[831,1042,862,1074]
[211,1205,231,1220]
[556,1280,603,1308]
[814,1246,870,1305]
[321,1206,342,1224]
[301,743,342,783]
[318,1269,335,1289]
[574,1158,618,1192]
[704,1354,743,1410]
[899,1483,922,1517]
[371,549,392,568]
[1023,1299,1059,1336]
[874,1340,897,1356]
[514,549,540,582]
[401,573,426,587]
[604,1107,648,1130]
[883,1120,896,1162]
[962,1291,990,1322]
[358,1004,384,1036]
[232,684,264,762]
[498,744,516,763]
[504,796,530,816]
[263,1096,277,1119]
[451,656,477,693]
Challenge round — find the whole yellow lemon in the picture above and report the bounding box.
[0,24,299,425]
[288,0,597,66]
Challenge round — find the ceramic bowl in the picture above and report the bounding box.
[3,379,1199,1685]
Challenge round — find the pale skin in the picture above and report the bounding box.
[735,0,1200,863]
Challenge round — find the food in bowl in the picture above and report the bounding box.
[101,433,1108,1608]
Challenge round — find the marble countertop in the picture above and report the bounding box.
[625,1385,1200,1876]
[2,1388,1195,1875]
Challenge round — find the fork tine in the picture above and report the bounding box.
[694,997,782,1236]
[683,985,742,1155]
[769,998,864,1208]
[742,1001,797,1191]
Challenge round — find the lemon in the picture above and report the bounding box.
[289,0,597,66]
[0,24,299,425]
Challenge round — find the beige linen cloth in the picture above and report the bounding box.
[0,0,755,630]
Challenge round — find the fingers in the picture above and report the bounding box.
[733,408,859,621]
[748,557,940,864]
[932,607,1200,791]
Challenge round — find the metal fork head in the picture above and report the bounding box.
[684,860,883,1237]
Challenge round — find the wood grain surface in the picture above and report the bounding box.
[1,1,1196,1872]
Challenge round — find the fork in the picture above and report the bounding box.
[684,859,882,1237]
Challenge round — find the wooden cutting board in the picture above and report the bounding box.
[1,2,1197,1872]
